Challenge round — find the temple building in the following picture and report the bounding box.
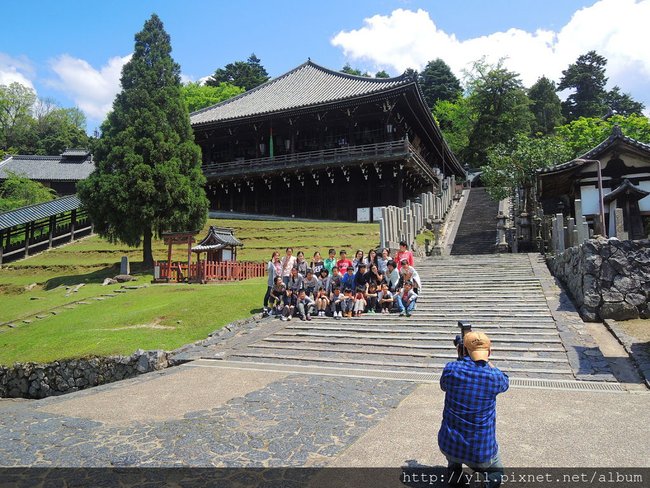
[0,149,94,196]
[537,126,650,240]
[190,60,463,220]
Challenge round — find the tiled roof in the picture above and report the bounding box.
[581,125,650,160]
[191,60,411,126]
[0,195,81,231]
[192,226,242,251]
[538,125,650,177]
[0,152,94,182]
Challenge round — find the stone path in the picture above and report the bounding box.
[0,366,415,467]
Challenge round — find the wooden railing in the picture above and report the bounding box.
[202,139,434,179]
[155,260,266,283]
[0,208,91,265]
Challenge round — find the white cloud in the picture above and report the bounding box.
[331,0,650,108]
[47,53,131,122]
[0,53,36,90]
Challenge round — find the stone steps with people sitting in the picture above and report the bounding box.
[204,253,577,380]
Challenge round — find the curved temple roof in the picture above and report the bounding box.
[190,61,412,126]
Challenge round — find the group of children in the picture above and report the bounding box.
[262,242,421,321]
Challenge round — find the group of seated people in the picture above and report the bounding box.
[262,242,421,321]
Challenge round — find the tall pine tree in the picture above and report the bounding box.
[528,76,563,135]
[557,51,608,121]
[418,58,462,109]
[78,14,208,267]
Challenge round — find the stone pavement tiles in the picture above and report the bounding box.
[0,365,415,467]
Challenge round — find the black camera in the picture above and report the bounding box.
[453,321,472,360]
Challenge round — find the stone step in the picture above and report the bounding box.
[263,336,566,351]
[305,318,557,327]
[225,351,574,376]
[273,331,562,344]
[284,325,560,336]
[249,343,568,363]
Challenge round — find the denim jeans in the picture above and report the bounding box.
[395,295,416,313]
[443,451,503,488]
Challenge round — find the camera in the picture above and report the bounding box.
[453,321,472,360]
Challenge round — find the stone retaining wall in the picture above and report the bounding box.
[547,237,650,321]
[0,349,169,399]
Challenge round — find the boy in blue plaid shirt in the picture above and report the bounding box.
[438,331,509,488]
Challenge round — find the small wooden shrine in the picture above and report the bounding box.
[191,225,242,261]
[153,226,264,283]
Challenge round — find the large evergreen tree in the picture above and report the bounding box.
[78,14,208,267]
[207,54,270,91]
[557,51,609,121]
[528,76,563,135]
[418,58,462,109]
[463,60,533,166]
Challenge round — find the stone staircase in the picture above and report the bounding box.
[209,254,575,380]
[451,187,499,255]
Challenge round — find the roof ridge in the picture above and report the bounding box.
[190,60,410,118]
[190,60,314,117]
[305,59,409,83]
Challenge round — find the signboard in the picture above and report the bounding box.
[372,207,384,221]
[357,207,370,222]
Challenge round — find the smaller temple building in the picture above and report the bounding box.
[0,149,94,195]
[537,126,650,240]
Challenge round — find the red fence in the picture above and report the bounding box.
[154,260,266,283]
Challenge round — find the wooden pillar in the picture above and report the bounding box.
[48,215,56,248]
[397,167,404,207]
[0,229,3,265]
[70,210,77,241]
[187,237,192,280]
[368,172,374,223]
[229,185,234,211]
[24,222,30,257]
[166,239,173,280]
[5,227,11,251]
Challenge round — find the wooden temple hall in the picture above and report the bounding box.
[190,61,464,220]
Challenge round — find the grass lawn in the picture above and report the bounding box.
[0,218,378,365]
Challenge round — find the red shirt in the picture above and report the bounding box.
[336,258,353,274]
[396,250,414,271]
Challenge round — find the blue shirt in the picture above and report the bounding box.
[438,356,509,464]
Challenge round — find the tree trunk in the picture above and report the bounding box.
[143,228,154,268]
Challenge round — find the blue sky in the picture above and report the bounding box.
[2,0,648,132]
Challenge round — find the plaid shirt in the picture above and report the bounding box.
[438,356,509,464]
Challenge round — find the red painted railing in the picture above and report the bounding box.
[155,260,265,283]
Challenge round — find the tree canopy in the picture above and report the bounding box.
[482,134,573,204]
[463,60,533,166]
[0,171,56,212]
[78,14,208,266]
[418,58,462,109]
[207,54,269,91]
[340,64,370,77]
[181,81,244,113]
[605,86,646,116]
[0,82,90,157]
[528,76,563,135]
[557,51,609,121]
